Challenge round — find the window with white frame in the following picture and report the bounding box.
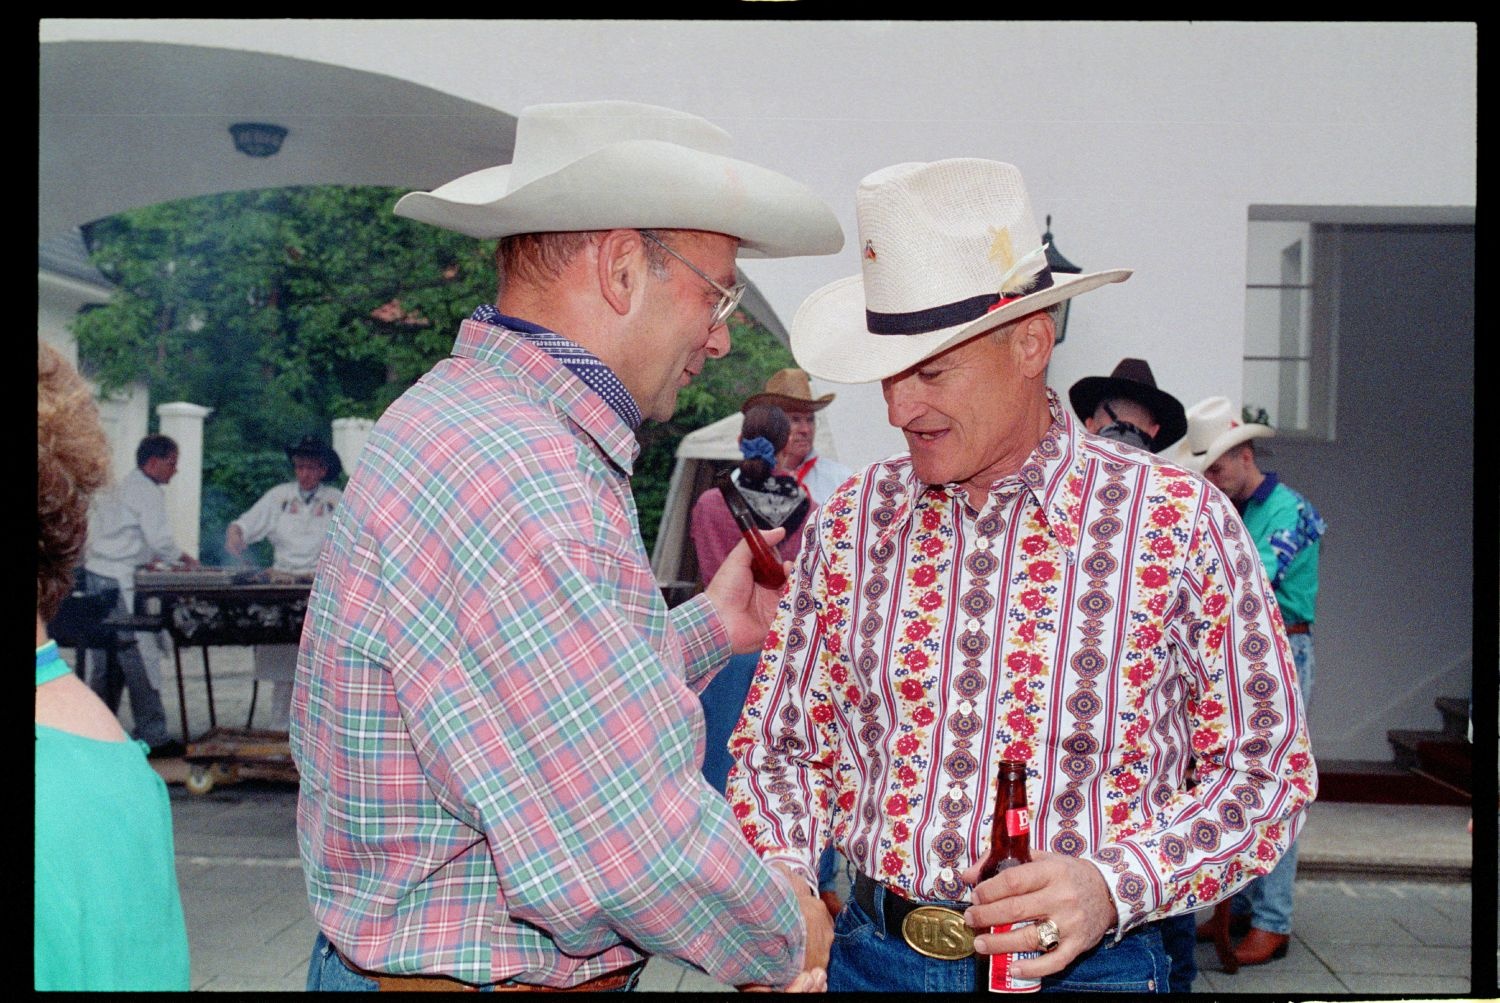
[1243,218,1339,439]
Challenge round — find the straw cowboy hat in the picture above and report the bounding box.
[393,100,843,259]
[286,435,343,484]
[1069,358,1188,449]
[1169,397,1273,473]
[741,368,835,414]
[790,159,1131,384]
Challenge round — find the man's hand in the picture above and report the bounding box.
[225,524,247,557]
[703,528,790,654]
[960,851,1118,978]
[737,862,832,992]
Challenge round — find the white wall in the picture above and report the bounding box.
[40,20,1477,468]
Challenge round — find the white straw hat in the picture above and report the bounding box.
[791,159,1131,383]
[1168,396,1274,472]
[394,100,843,259]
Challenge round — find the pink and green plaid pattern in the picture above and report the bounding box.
[290,318,805,987]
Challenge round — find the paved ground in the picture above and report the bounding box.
[81,645,1487,994]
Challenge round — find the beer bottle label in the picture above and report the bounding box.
[1005,808,1029,838]
[985,920,1041,993]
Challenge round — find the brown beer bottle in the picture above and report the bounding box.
[715,472,787,589]
[973,758,1040,993]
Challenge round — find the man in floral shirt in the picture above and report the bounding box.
[726,159,1315,993]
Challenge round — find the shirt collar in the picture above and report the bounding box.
[470,305,643,432]
[1245,470,1280,508]
[454,311,641,475]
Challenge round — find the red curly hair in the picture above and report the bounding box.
[37,344,110,622]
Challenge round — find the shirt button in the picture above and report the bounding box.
[959,700,974,715]
[976,536,991,550]
[939,866,954,882]
[966,618,981,632]
[948,785,965,801]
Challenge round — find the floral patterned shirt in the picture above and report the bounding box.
[725,393,1316,935]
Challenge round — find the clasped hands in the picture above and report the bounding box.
[736,862,831,993]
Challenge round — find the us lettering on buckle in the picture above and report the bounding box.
[901,905,975,960]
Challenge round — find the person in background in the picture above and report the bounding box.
[224,434,343,731]
[728,158,1315,992]
[1068,357,1187,455]
[742,368,853,504]
[691,403,811,803]
[83,432,198,758]
[291,99,842,992]
[1180,397,1326,969]
[35,343,190,991]
[691,404,809,584]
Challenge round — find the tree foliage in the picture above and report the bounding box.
[72,186,792,562]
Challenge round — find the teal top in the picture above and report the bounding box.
[1240,476,1325,626]
[34,642,191,991]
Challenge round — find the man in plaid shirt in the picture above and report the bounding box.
[290,101,843,991]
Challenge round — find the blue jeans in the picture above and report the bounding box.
[1157,912,1198,992]
[700,651,840,894]
[83,569,172,747]
[699,651,758,795]
[1233,630,1314,935]
[828,883,1170,992]
[306,932,639,992]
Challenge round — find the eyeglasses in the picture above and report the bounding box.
[639,230,747,329]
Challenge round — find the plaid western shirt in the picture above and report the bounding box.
[290,316,804,987]
[726,395,1316,936]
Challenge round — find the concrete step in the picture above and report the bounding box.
[1296,801,1472,881]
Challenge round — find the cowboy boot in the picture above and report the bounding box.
[1233,927,1290,967]
[1198,900,1239,973]
[1196,906,1250,942]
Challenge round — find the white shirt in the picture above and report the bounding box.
[85,467,181,583]
[231,481,342,573]
[794,453,854,506]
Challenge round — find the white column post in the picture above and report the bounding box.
[156,401,213,559]
[331,417,375,481]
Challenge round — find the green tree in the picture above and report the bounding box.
[72,187,791,562]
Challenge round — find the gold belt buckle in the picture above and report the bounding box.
[901,905,975,960]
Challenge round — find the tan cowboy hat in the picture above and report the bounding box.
[790,159,1131,384]
[1168,397,1274,472]
[741,368,835,414]
[393,100,843,259]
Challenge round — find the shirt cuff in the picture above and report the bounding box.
[671,592,733,686]
[1083,855,1132,944]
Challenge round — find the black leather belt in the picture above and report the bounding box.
[854,873,976,960]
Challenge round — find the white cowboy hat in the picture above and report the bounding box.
[393,100,843,259]
[1168,396,1274,472]
[790,159,1132,384]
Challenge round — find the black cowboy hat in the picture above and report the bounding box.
[1068,358,1188,450]
[285,434,343,483]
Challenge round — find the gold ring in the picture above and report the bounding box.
[1036,918,1061,953]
